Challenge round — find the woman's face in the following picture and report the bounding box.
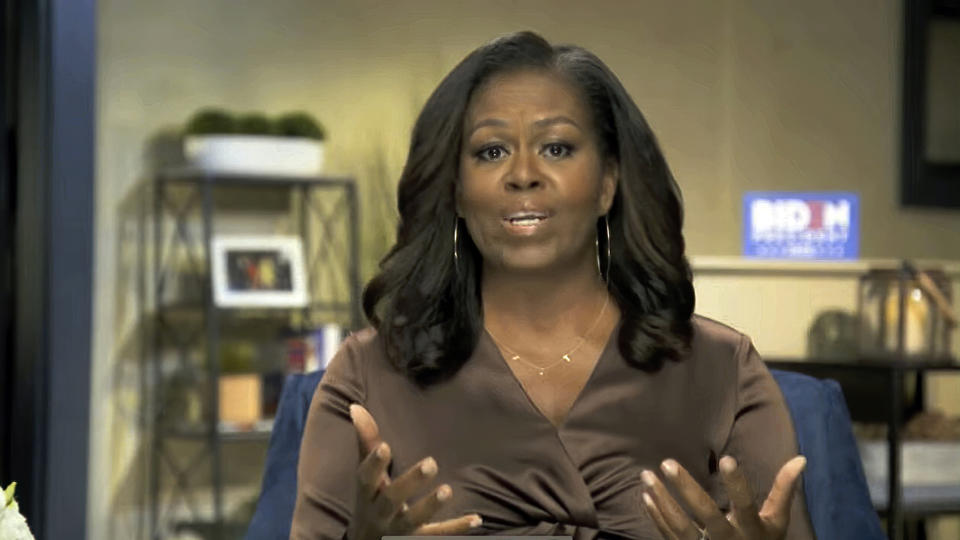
[458,69,617,275]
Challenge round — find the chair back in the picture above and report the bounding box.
[245,370,325,540]
[770,368,885,539]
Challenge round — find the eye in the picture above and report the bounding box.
[542,142,574,159]
[475,144,508,162]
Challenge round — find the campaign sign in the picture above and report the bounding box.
[743,192,859,260]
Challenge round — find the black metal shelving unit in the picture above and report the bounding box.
[140,168,361,539]
[768,358,960,540]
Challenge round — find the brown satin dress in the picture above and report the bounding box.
[290,315,815,539]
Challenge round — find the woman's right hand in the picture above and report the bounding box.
[347,404,482,540]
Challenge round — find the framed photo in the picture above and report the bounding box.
[211,235,309,308]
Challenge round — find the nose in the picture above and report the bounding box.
[504,151,543,192]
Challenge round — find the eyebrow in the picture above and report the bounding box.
[533,115,581,130]
[467,115,582,136]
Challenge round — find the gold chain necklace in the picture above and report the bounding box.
[486,294,610,376]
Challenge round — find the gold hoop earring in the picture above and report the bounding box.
[604,215,611,281]
[595,226,602,278]
[453,218,460,270]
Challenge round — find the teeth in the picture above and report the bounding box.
[509,217,543,225]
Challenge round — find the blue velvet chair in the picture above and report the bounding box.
[771,370,885,539]
[246,369,885,539]
[246,370,326,540]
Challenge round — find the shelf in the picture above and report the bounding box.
[174,520,252,539]
[872,484,960,517]
[156,300,353,314]
[157,166,355,188]
[766,359,950,424]
[162,483,262,538]
[155,437,269,487]
[218,429,273,443]
[113,304,352,362]
[218,421,273,442]
[156,302,354,329]
[137,169,361,538]
[166,420,273,443]
[767,358,960,372]
[689,255,960,278]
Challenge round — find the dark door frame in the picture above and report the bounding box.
[900,0,960,208]
[6,0,96,538]
[1,0,15,492]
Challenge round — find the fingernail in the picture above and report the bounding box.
[719,456,737,475]
[641,470,656,487]
[642,492,655,507]
[469,514,482,528]
[437,485,452,501]
[376,443,389,459]
[661,459,678,478]
[421,457,437,476]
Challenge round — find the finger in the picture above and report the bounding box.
[356,441,391,499]
[401,483,455,530]
[718,456,763,538]
[412,512,483,535]
[759,456,806,531]
[350,404,391,491]
[349,404,383,456]
[382,457,438,507]
[661,459,734,537]
[642,491,680,540]
[642,470,699,540]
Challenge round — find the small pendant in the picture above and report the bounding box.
[562,354,571,363]
[538,370,544,376]
[511,355,520,362]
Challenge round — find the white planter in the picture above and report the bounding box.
[183,135,325,177]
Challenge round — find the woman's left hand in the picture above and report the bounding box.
[641,455,806,540]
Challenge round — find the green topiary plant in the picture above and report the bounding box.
[184,109,327,140]
[184,108,237,135]
[236,113,275,136]
[273,112,327,141]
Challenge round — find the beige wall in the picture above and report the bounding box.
[92,0,960,538]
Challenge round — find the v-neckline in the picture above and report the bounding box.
[483,320,620,430]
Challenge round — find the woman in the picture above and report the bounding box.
[291,31,814,539]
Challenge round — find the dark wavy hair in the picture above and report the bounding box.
[362,31,695,386]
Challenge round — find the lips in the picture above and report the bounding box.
[504,211,549,226]
[501,207,552,235]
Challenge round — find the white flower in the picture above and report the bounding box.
[0,483,35,540]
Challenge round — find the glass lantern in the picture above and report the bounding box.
[857,263,955,361]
